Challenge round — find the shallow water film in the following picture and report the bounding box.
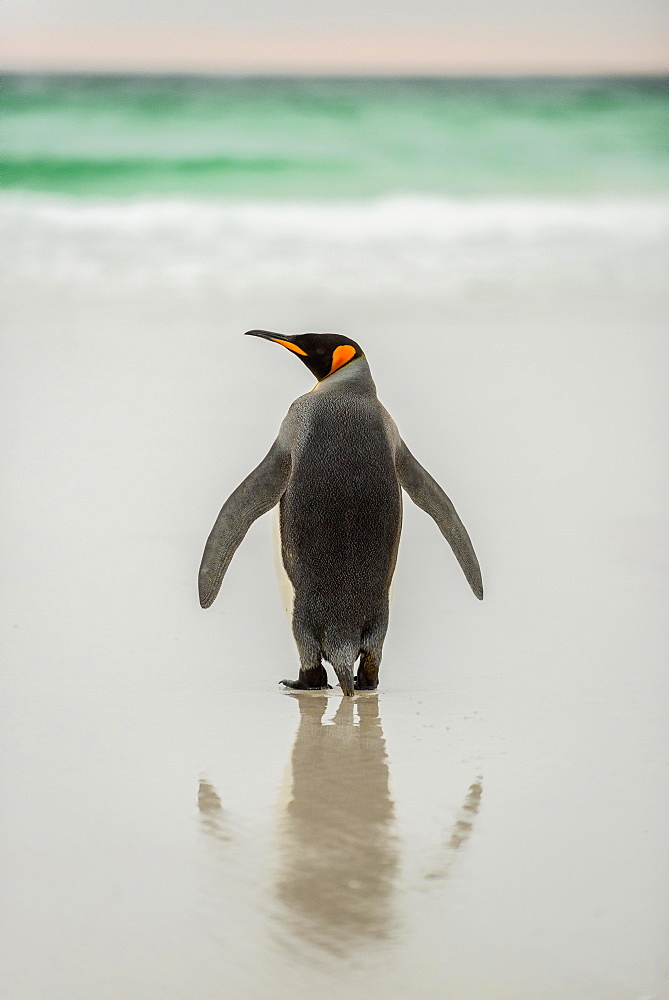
[1,74,668,1000]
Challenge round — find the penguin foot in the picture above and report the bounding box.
[280,678,332,691]
[354,674,379,691]
[355,652,380,690]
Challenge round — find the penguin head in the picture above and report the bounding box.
[244,330,364,382]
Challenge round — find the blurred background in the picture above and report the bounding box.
[1,4,668,1000]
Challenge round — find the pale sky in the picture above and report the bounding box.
[3,0,668,73]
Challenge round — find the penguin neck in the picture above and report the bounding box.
[312,356,377,397]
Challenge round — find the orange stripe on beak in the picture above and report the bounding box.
[328,344,356,375]
[269,338,308,357]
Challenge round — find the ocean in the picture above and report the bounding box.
[3,74,668,197]
[3,74,668,296]
[2,74,668,1000]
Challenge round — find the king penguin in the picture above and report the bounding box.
[198,331,483,696]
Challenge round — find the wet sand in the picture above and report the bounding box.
[1,205,668,999]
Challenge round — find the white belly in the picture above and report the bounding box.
[272,505,295,622]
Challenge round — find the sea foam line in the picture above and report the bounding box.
[2,192,669,242]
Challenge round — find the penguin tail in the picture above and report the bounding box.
[325,642,357,697]
[334,664,355,697]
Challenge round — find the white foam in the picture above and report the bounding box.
[2,193,668,295]
[4,192,669,238]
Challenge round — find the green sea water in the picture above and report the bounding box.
[2,74,667,198]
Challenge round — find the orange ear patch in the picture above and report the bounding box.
[270,338,308,357]
[328,344,357,375]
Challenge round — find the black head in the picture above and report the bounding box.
[244,330,364,381]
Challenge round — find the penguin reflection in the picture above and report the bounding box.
[197,779,231,843]
[275,693,398,953]
[422,776,483,883]
[197,697,484,956]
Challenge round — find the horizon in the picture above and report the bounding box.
[3,23,667,77]
[4,70,668,79]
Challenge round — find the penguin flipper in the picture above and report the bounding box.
[396,441,483,600]
[198,440,292,608]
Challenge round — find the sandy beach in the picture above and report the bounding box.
[1,184,667,998]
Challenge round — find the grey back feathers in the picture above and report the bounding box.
[199,346,482,695]
[279,360,403,688]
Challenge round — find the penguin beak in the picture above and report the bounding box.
[244,329,278,342]
[244,330,308,357]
